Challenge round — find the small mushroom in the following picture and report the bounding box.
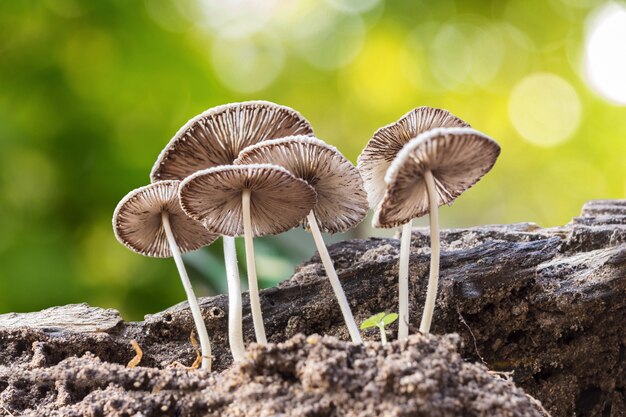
[235,136,368,343]
[358,107,470,210]
[150,101,313,361]
[179,164,317,344]
[377,127,500,334]
[113,180,219,370]
[358,107,469,340]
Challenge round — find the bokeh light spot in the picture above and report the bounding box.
[407,21,506,92]
[324,0,381,14]
[196,0,278,39]
[400,34,424,91]
[211,34,284,93]
[344,29,415,110]
[431,24,472,89]
[509,73,582,147]
[471,27,505,86]
[584,2,626,105]
[288,5,366,70]
[144,0,189,33]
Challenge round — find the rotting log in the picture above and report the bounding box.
[1,199,624,417]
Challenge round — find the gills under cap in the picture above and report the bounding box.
[235,136,368,234]
[358,107,470,210]
[150,101,314,182]
[113,181,219,258]
[374,127,501,228]
[179,164,317,237]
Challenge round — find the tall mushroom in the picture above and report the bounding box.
[150,101,313,361]
[179,164,317,344]
[113,181,219,370]
[376,127,500,334]
[357,107,470,339]
[235,136,368,343]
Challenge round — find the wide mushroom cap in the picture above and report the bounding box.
[374,127,501,228]
[234,136,368,234]
[113,181,219,258]
[358,107,470,210]
[150,101,314,182]
[179,164,317,237]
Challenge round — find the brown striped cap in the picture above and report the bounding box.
[357,107,470,210]
[113,181,219,258]
[235,136,368,234]
[150,101,314,182]
[374,127,500,228]
[179,164,317,237]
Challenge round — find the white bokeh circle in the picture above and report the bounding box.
[584,2,626,105]
[509,73,582,147]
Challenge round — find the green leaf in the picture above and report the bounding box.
[381,313,399,326]
[360,312,386,330]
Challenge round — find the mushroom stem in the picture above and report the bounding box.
[161,211,212,371]
[306,211,362,343]
[241,189,267,344]
[398,220,412,339]
[223,236,246,361]
[419,169,440,334]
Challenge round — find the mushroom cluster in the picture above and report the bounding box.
[358,108,500,337]
[113,101,368,369]
[112,102,500,369]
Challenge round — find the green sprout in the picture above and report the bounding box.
[360,312,399,346]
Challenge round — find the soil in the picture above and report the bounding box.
[1,199,625,416]
[0,333,544,417]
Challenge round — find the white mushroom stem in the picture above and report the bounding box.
[419,169,441,334]
[241,189,267,344]
[223,236,246,361]
[161,211,212,371]
[398,221,412,340]
[307,211,363,343]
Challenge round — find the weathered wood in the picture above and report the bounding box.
[0,304,122,333]
[0,199,624,417]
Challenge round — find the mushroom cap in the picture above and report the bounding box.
[179,164,318,237]
[234,136,368,233]
[150,101,314,182]
[113,181,219,258]
[357,107,470,209]
[374,127,501,228]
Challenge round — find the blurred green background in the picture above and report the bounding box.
[1,0,624,320]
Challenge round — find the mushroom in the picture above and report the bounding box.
[235,136,368,343]
[150,101,313,361]
[113,180,219,370]
[357,107,470,339]
[376,127,500,334]
[179,164,317,344]
[150,101,313,182]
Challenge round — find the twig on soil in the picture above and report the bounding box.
[1,402,15,416]
[527,393,553,417]
[169,332,203,370]
[127,340,143,368]
[457,305,487,365]
[488,370,515,380]
[190,331,202,369]
[487,370,551,417]
[406,315,419,335]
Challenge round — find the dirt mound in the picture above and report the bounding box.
[0,333,543,417]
